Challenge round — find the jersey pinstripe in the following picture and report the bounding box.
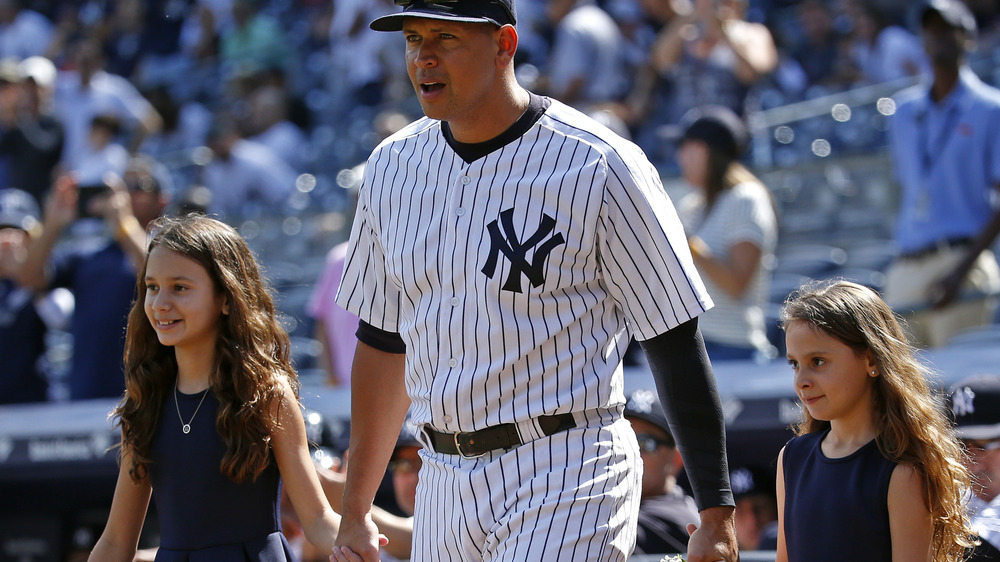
[336,97,712,434]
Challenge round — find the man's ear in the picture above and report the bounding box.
[496,24,518,66]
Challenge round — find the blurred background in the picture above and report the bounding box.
[0,0,999,559]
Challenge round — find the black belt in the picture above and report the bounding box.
[899,237,974,260]
[422,413,576,458]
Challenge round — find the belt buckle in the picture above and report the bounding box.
[453,431,486,459]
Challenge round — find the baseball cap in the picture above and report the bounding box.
[0,188,41,232]
[920,0,977,36]
[730,466,775,500]
[393,421,422,457]
[18,56,57,90]
[370,0,517,32]
[947,375,1000,440]
[679,105,749,161]
[624,388,670,435]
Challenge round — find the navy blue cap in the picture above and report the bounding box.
[948,375,1000,440]
[0,188,40,232]
[624,388,670,435]
[371,0,517,32]
[680,105,748,160]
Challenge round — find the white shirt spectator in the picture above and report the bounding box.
[201,138,295,217]
[72,142,129,187]
[53,70,157,170]
[546,0,628,107]
[249,120,308,172]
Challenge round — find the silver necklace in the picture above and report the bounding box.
[174,381,209,435]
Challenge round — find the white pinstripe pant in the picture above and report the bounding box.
[411,416,642,561]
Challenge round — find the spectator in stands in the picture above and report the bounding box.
[0,188,65,404]
[219,0,292,83]
[789,0,849,90]
[17,159,167,400]
[842,2,928,85]
[677,106,777,362]
[307,239,360,387]
[246,84,308,172]
[0,0,53,60]
[947,375,1000,557]
[137,85,211,193]
[540,0,628,110]
[69,114,129,187]
[624,388,700,556]
[729,465,778,551]
[315,423,419,561]
[52,37,163,171]
[200,113,295,219]
[0,55,64,206]
[326,0,400,109]
[885,0,1000,348]
[649,0,776,122]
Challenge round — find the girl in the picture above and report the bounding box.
[89,215,351,561]
[676,104,778,362]
[776,280,973,561]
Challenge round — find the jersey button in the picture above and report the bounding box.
[461,176,471,185]
[450,297,460,306]
[456,208,465,216]
[442,415,453,423]
[448,358,458,367]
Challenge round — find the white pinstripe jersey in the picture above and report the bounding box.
[336,96,712,434]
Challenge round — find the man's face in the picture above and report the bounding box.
[922,11,966,66]
[403,17,503,128]
[964,438,1000,502]
[628,417,679,499]
[390,445,421,516]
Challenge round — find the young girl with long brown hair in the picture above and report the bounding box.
[776,280,973,561]
[89,214,359,560]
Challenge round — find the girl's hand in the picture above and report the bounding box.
[332,514,388,562]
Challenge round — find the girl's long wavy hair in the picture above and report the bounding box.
[113,214,298,484]
[780,280,973,560]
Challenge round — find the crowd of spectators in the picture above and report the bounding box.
[0,0,997,390]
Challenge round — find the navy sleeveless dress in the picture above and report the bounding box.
[148,388,296,561]
[782,430,897,561]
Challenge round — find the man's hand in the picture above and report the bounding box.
[331,513,388,562]
[685,505,739,562]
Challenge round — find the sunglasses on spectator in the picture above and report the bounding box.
[964,439,1000,453]
[634,433,673,454]
[388,457,422,474]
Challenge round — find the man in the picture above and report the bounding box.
[729,465,778,551]
[17,157,167,399]
[885,0,1000,348]
[331,1,738,561]
[624,388,701,555]
[949,375,1000,557]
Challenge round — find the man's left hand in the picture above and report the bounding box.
[685,505,739,562]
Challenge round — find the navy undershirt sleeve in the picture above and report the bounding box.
[356,320,406,354]
[638,317,735,510]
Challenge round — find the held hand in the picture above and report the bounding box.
[685,506,739,562]
[333,513,388,562]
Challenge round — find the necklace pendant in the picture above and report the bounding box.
[182,424,191,434]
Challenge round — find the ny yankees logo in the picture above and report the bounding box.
[952,386,976,417]
[482,208,566,293]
